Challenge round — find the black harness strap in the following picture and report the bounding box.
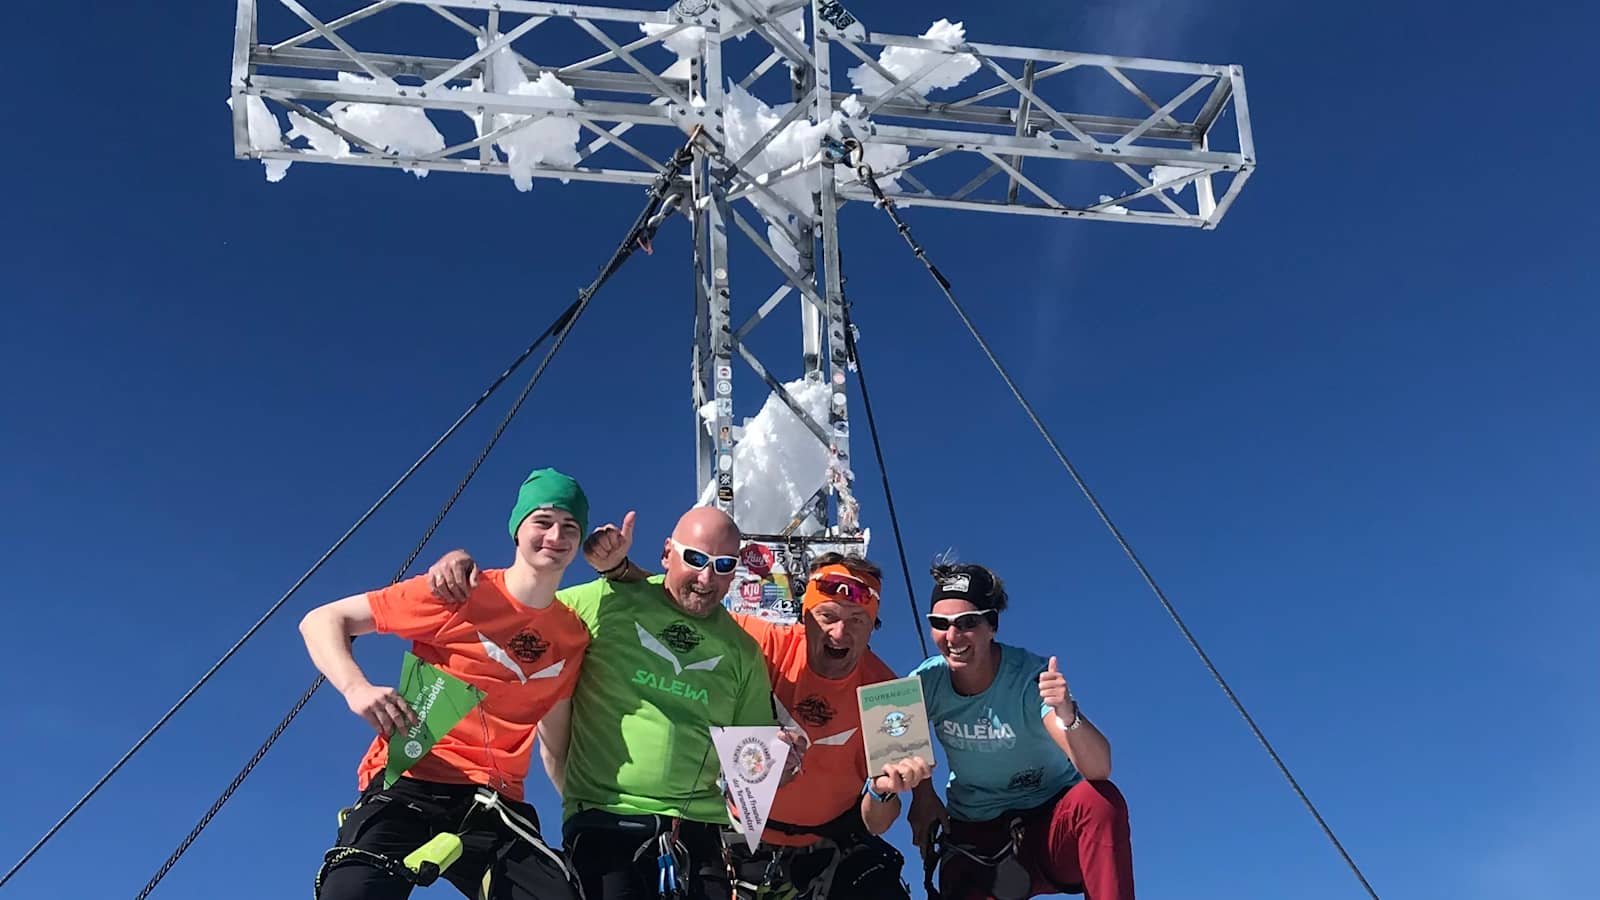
[315,846,438,897]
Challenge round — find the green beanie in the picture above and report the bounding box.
[508,468,589,539]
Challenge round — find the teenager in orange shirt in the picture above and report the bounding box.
[299,467,596,900]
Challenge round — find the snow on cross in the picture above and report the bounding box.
[229,0,1255,618]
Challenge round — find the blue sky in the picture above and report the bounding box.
[2,1,1596,898]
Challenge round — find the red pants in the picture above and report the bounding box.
[938,780,1134,900]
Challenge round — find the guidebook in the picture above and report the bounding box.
[856,676,934,776]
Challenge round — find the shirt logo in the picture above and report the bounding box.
[657,622,704,654]
[508,629,549,664]
[940,707,1017,751]
[479,632,567,684]
[795,694,836,727]
[1007,768,1044,791]
[636,623,722,675]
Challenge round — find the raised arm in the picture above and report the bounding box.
[584,511,650,582]
[1039,655,1111,780]
[299,594,418,735]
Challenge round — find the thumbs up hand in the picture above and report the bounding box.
[584,510,637,574]
[1038,655,1072,713]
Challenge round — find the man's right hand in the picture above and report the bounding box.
[344,682,418,735]
[583,510,636,573]
[908,788,950,855]
[428,549,479,604]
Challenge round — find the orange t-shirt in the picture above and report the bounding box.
[355,570,589,801]
[732,614,897,847]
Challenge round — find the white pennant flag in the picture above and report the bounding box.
[710,725,789,852]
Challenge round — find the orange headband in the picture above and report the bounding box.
[801,563,881,620]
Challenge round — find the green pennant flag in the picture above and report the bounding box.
[384,652,486,788]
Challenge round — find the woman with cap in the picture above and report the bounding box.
[906,562,1135,900]
[298,467,597,900]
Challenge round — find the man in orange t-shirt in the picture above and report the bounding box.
[579,539,933,900]
[299,467,595,900]
[722,554,932,900]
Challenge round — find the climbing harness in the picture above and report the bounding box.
[316,834,464,895]
[564,809,709,900]
[726,837,863,900]
[654,828,687,899]
[919,820,1033,900]
[600,815,689,899]
[472,789,577,886]
[313,787,576,900]
[724,804,907,900]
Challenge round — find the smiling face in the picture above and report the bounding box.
[929,598,998,671]
[660,507,742,618]
[804,599,875,679]
[513,508,582,573]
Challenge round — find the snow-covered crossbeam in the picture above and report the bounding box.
[229,0,1253,226]
[231,0,704,187]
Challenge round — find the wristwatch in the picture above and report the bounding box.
[1056,700,1083,732]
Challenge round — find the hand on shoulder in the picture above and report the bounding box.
[427,549,479,605]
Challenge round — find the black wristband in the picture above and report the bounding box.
[599,558,631,579]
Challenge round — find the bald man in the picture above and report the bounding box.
[428,507,782,900]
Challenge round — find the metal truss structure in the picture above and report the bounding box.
[230,0,1255,589]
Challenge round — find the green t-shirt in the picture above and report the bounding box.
[559,575,776,823]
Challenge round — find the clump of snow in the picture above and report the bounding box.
[286,110,350,158]
[848,19,979,97]
[725,85,832,221]
[699,377,833,535]
[724,86,907,212]
[1098,194,1129,215]
[641,21,705,60]
[497,74,583,190]
[451,44,583,190]
[720,84,910,270]
[1149,165,1202,192]
[640,22,704,80]
[227,94,292,183]
[641,1,804,79]
[329,73,445,178]
[839,95,865,118]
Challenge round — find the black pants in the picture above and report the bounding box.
[562,809,732,900]
[727,834,909,900]
[317,777,580,900]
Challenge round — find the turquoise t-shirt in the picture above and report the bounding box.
[912,644,1081,821]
